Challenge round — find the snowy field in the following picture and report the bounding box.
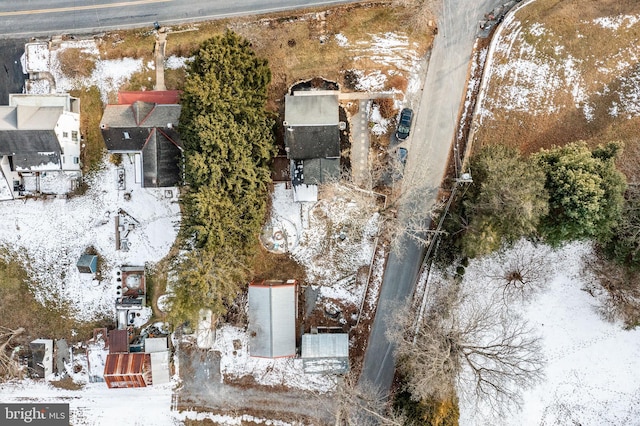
[463,5,640,423]
[458,241,640,425]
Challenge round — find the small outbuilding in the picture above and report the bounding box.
[301,333,350,374]
[248,279,298,358]
[29,339,54,379]
[104,353,152,388]
[108,329,129,354]
[76,254,98,274]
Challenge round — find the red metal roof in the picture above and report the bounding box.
[104,353,151,388]
[117,90,181,105]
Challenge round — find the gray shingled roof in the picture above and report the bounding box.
[142,129,182,187]
[284,125,340,160]
[100,101,182,187]
[302,158,340,185]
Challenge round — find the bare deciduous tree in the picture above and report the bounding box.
[389,279,544,415]
[485,240,551,303]
[0,326,25,382]
[334,372,406,426]
[581,252,640,326]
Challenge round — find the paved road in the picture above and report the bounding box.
[0,0,358,39]
[360,0,507,393]
[0,39,27,104]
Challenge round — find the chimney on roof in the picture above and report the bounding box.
[100,123,107,130]
[167,123,173,129]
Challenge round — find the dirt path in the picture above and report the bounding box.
[175,344,336,424]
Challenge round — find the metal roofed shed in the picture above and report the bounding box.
[301,333,349,374]
[76,254,98,274]
[248,279,298,358]
[104,353,152,388]
[108,329,129,354]
[144,337,168,353]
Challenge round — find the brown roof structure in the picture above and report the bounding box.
[118,90,181,105]
[108,329,129,354]
[104,353,152,388]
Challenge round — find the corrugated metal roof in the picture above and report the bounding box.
[248,280,297,358]
[108,329,129,354]
[104,353,151,388]
[301,333,349,374]
[301,333,349,358]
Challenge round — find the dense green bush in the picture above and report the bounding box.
[169,31,276,325]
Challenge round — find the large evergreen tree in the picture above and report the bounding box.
[535,141,626,246]
[169,31,275,325]
[461,145,548,257]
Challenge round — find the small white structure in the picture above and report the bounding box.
[29,339,54,379]
[145,336,170,385]
[301,333,350,374]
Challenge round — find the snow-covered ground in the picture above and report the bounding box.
[334,31,423,94]
[0,156,180,322]
[200,183,380,393]
[478,11,640,123]
[458,241,640,425]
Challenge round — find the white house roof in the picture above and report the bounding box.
[284,92,339,126]
[248,280,297,358]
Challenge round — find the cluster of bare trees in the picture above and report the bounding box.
[582,253,640,326]
[333,372,406,425]
[389,273,545,416]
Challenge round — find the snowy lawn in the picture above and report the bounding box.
[0,155,180,322]
[458,241,640,425]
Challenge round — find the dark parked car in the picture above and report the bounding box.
[395,108,414,140]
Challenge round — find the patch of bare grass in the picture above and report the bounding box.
[251,244,307,283]
[120,68,155,91]
[98,30,155,60]
[70,86,105,172]
[476,0,640,181]
[0,253,111,348]
[50,376,85,390]
[57,48,95,78]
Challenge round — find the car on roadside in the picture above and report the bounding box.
[397,147,408,167]
[395,108,414,140]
